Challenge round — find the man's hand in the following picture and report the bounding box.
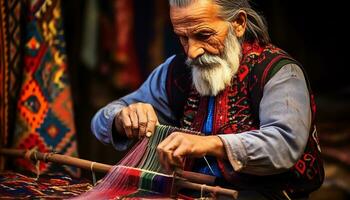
[157,132,226,172]
[115,103,158,139]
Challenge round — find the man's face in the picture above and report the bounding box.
[170,0,230,60]
[170,1,243,96]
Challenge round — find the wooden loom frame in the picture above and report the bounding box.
[0,148,238,199]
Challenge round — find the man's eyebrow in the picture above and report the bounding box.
[173,24,214,35]
[193,26,216,33]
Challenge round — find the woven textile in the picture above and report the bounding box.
[74,125,200,199]
[0,171,91,199]
[12,0,79,177]
[0,0,23,170]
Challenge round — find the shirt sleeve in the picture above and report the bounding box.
[91,55,177,150]
[218,63,312,175]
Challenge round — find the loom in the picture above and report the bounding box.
[0,125,238,199]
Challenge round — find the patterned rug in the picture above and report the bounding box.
[10,0,80,177]
[0,171,92,199]
[0,0,24,170]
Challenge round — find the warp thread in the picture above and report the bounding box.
[72,125,216,199]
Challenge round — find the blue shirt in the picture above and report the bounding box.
[91,55,311,176]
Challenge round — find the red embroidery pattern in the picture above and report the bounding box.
[177,42,324,196]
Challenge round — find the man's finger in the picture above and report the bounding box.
[120,110,133,138]
[157,132,176,150]
[158,134,182,171]
[136,108,148,138]
[145,110,157,138]
[164,149,176,171]
[146,131,152,138]
[124,124,133,138]
[172,144,188,167]
[157,147,170,173]
[146,112,158,137]
[129,110,139,138]
[164,136,184,167]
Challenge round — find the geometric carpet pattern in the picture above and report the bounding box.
[0,171,91,199]
[12,0,80,177]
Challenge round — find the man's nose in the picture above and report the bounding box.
[187,39,204,60]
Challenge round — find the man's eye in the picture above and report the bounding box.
[194,33,212,41]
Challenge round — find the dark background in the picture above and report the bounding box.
[61,1,350,199]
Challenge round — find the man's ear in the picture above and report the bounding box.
[231,10,247,38]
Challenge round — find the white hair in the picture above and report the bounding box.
[187,27,241,96]
[169,0,270,44]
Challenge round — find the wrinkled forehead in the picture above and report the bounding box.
[169,0,210,7]
[170,0,222,28]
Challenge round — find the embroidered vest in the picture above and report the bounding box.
[166,42,324,197]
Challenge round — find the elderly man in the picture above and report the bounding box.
[92,0,324,199]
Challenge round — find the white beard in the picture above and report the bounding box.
[187,28,242,96]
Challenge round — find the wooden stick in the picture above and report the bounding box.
[0,148,111,173]
[0,148,238,198]
[175,168,216,185]
[176,179,238,199]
